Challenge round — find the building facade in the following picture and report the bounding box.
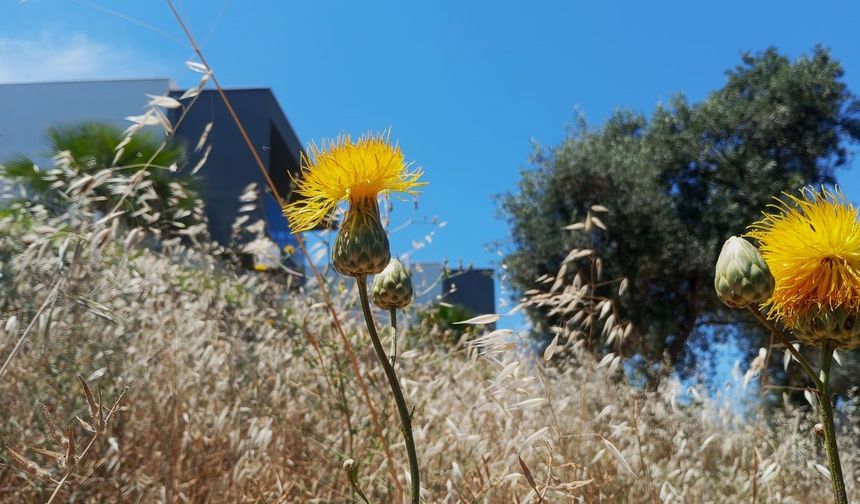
[167,87,303,251]
[0,78,172,165]
[412,262,496,316]
[0,78,303,255]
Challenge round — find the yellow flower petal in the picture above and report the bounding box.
[747,187,860,328]
[283,132,425,232]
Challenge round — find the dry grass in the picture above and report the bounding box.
[0,36,856,499]
[0,178,858,503]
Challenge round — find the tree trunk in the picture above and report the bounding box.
[668,277,700,368]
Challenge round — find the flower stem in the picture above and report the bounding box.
[747,306,847,503]
[357,276,420,504]
[345,461,372,504]
[389,308,398,366]
[745,306,821,388]
[818,341,848,504]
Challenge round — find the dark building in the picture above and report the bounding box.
[168,88,303,251]
[411,263,496,316]
[441,268,496,316]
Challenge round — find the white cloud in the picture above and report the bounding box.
[0,32,163,83]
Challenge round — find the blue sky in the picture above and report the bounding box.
[2,1,860,322]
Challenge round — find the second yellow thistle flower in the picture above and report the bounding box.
[747,187,860,348]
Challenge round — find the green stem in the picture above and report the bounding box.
[747,306,847,503]
[349,478,372,504]
[746,306,821,388]
[389,308,398,366]
[818,341,848,504]
[357,277,420,504]
[344,459,372,504]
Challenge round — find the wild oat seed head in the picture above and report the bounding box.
[283,132,425,232]
[747,187,860,342]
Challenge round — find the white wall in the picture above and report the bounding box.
[0,78,171,165]
[410,261,444,306]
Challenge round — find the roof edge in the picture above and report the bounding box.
[0,77,174,87]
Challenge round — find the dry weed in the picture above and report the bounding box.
[0,188,856,502]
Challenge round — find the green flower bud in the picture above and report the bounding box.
[714,236,774,308]
[372,258,413,310]
[332,198,390,277]
[794,308,860,350]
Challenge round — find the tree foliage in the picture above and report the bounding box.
[2,122,202,237]
[499,47,860,371]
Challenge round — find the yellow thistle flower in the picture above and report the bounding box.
[747,187,860,347]
[283,132,425,233]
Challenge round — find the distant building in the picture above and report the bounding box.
[412,262,495,315]
[328,261,496,316]
[0,78,172,165]
[0,78,303,257]
[167,88,303,251]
